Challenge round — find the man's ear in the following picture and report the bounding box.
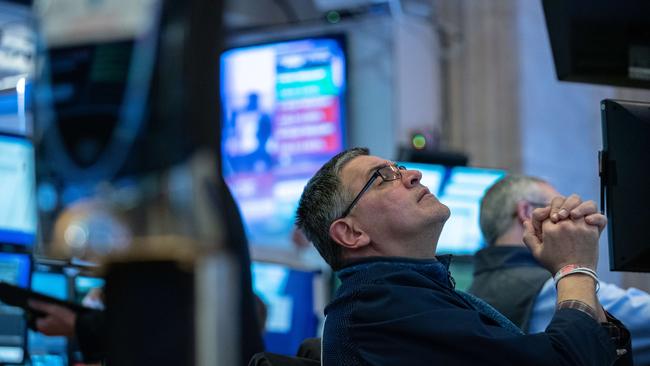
[515,200,533,224]
[329,219,370,250]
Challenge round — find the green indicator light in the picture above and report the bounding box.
[326,11,341,24]
[412,134,427,149]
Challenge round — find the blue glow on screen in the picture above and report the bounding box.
[0,252,31,364]
[251,261,318,355]
[221,36,346,248]
[29,271,68,359]
[401,162,446,196]
[0,252,30,287]
[30,354,66,366]
[31,272,67,300]
[75,276,105,293]
[436,167,505,255]
[0,81,31,136]
[0,135,36,246]
[397,163,506,255]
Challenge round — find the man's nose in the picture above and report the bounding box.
[402,169,422,188]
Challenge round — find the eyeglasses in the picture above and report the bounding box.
[340,163,406,218]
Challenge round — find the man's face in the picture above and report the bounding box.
[339,155,450,256]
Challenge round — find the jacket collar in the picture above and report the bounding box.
[337,255,454,287]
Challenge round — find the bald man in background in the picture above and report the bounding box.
[470,174,650,365]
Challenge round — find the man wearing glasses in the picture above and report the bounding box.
[470,174,650,365]
[296,147,630,365]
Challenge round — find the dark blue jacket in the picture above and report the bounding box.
[323,256,620,366]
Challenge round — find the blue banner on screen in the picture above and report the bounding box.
[0,135,36,246]
[221,36,346,248]
[401,163,505,255]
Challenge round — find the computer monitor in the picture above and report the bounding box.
[29,260,69,364]
[74,275,105,308]
[0,251,31,364]
[600,99,650,272]
[0,134,36,247]
[542,0,650,90]
[221,35,347,249]
[401,162,446,196]
[251,261,319,355]
[0,80,31,136]
[436,166,505,255]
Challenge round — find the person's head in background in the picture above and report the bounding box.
[296,147,451,271]
[480,174,560,247]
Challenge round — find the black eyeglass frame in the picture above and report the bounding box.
[339,163,406,218]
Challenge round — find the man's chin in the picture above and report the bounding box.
[442,205,451,221]
[435,203,451,223]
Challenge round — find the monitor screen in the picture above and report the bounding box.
[601,99,650,272]
[401,162,446,196]
[251,261,318,355]
[29,265,69,361]
[74,275,105,309]
[436,166,505,255]
[0,135,36,246]
[221,36,346,248]
[542,0,650,90]
[0,251,31,364]
[0,80,31,137]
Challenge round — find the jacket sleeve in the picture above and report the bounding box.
[75,309,107,363]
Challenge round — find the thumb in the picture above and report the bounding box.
[522,220,542,256]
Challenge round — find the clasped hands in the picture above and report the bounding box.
[523,194,607,274]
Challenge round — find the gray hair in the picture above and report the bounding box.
[480,174,549,246]
[296,147,369,270]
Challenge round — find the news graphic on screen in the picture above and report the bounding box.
[251,261,318,356]
[0,135,36,246]
[437,167,505,255]
[0,251,31,364]
[221,36,346,248]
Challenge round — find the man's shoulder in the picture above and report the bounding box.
[326,275,470,329]
[597,281,650,308]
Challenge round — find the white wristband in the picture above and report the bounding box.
[554,264,600,293]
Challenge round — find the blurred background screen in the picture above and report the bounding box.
[221,35,347,250]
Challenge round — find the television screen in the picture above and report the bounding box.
[0,251,31,364]
[0,135,36,246]
[221,36,346,248]
[251,261,319,355]
[436,166,505,255]
[601,99,650,272]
